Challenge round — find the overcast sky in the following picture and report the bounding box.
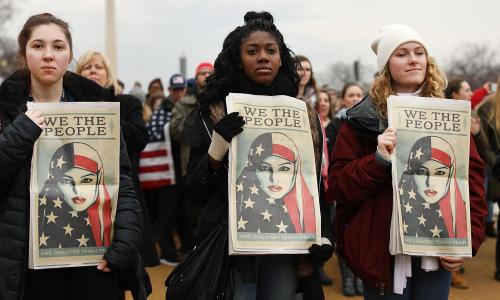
[4,0,500,91]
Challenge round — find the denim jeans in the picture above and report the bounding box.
[364,258,451,300]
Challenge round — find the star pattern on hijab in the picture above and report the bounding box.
[236,172,293,234]
[398,137,451,239]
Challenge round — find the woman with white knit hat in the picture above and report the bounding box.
[328,24,488,299]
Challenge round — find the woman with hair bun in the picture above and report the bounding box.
[182,11,333,299]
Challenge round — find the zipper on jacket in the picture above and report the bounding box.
[379,282,385,296]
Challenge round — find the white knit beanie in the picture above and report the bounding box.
[371,24,427,73]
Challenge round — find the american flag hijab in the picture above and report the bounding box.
[38,142,112,248]
[398,136,466,239]
[235,132,316,234]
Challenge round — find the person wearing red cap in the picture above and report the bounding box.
[168,62,215,252]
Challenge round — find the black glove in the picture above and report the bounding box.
[308,241,334,262]
[208,112,245,161]
[213,112,245,142]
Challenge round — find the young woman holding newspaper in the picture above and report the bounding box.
[180,11,333,299]
[329,24,487,299]
[0,13,148,300]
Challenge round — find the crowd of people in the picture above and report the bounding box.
[0,10,499,300]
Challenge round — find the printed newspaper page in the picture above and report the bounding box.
[28,102,120,269]
[388,96,472,257]
[227,93,321,255]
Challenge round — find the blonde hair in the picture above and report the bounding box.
[76,50,122,95]
[369,54,447,119]
[487,76,500,131]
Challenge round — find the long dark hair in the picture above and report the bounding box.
[444,78,465,99]
[198,11,300,112]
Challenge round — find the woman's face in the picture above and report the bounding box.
[414,160,451,204]
[148,82,163,95]
[26,24,71,86]
[298,60,312,87]
[58,167,98,211]
[388,42,427,93]
[452,81,472,101]
[256,155,296,199]
[317,92,331,118]
[342,85,363,109]
[240,31,281,85]
[80,56,109,87]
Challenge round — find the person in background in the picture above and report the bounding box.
[445,78,472,101]
[0,13,148,300]
[117,79,125,94]
[324,85,342,116]
[327,82,364,154]
[76,50,159,268]
[471,81,496,109]
[146,77,164,99]
[170,62,214,248]
[443,77,481,289]
[330,24,487,299]
[161,73,196,255]
[473,75,500,282]
[141,88,181,266]
[130,81,146,104]
[327,82,366,297]
[296,55,318,101]
[313,89,336,287]
[171,62,213,178]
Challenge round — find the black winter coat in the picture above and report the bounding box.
[0,71,148,300]
[184,107,333,300]
[184,109,228,239]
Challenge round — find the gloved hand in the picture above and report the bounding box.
[208,112,245,161]
[308,237,334,262]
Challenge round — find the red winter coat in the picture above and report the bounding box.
[329,98,487,294]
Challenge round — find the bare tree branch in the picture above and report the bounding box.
[445,42,500,89]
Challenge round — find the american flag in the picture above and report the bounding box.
[139,108,176,189]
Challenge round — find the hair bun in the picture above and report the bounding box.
[244,11,274,24]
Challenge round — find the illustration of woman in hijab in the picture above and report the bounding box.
[398,136,467,239]
[38,142,113,248]
[235,132,316,234]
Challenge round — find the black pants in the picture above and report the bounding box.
[144,186,178,259]
[24,267,120,300]
[496,214,500,273]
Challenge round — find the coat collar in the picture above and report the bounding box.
[0,71,111,120]
[345,95,388,141]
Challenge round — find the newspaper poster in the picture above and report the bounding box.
[28,102,120,269]
[387,96,472,257]
[227,93,321,255]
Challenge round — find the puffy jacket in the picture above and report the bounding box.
[0,71,146,300]
[330,96,487,294]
